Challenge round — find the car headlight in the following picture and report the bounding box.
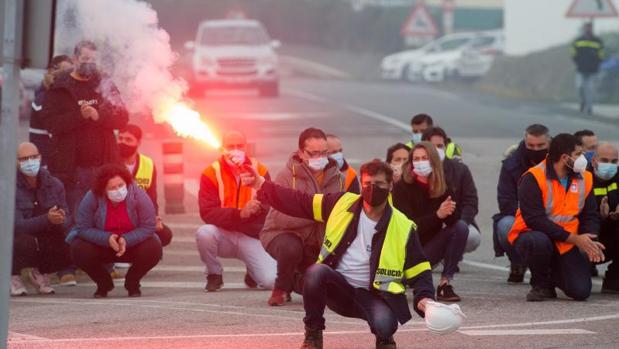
[200,56,216,67]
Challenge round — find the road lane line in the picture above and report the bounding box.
[460,329,595,336]
[8,331,49,341]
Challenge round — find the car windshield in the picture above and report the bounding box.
[437,37,473,51]
[200,26,269,46]
[470,36,496,48]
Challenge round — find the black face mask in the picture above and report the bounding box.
[118,143,138,158]
[525,148,548,165]
[361,184,390,207]
[77,62,98,79]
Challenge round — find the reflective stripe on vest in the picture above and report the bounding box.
[594,182,618,197]
[408,141,461,159]
[507,160,593,254]
[211,158,262,208]
[134,154,154,190]
[574,40,602,50]
[314,192,429,294]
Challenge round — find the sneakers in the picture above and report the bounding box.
[205,274,223,292]
[437,284,461,302]
[526,287,557,302]
[299,327,323,349]
[601,278,619,294]
[11,276,27,296]
[59,273,78,287]
[507,265,525,284]
[268,288,291,306]
[28,269,55,295]
[94,283,114,298]
[376,336,397,349]
[244,272,258,289]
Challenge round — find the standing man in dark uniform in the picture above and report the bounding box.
[571,22,605,115]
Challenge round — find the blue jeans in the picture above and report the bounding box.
[303,264,398,339]
[514,231,591,300]
[576,72,596,114]
[495,216,524,267]
[423,220,468,280]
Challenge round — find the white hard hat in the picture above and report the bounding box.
[424,300,466,335]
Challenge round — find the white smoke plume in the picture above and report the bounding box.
[54,0,187,123]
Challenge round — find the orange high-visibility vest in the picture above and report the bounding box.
[508,160,593,255]
[343,166,358,191]
[203,157,268,209]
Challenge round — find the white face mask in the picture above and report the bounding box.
[226,149,246,166]
[330,152,345,169]
[308,157,329,171]
[19,158,41,177]
[411,132,423,144]
[570,154,588,174]
[390,163,403,177]
[437,148,446,161]
[107,185,128,203]
[413,160,433,177]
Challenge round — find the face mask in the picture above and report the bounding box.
[595,162,618,180]
[567,154,588,174]
[584,151,595,164]
[525,148,548,165]
[226,149,246,166]
[362,184,390,207]
[411,132,423,144]
[308,157,328,171]
[437,148,446,161]
[390,163,403,178]
[330,152,345,169]
[413,160,433,177]
[19,158,41,177]
[118,143,137,158]
[77,62,98,79]
[107,185,128,203]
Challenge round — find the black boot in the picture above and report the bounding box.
[376,336,397,349]
[205,274,223,292]
[507,265,525,283]
[299,326,323,349]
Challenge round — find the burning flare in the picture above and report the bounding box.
[158,101,221,149]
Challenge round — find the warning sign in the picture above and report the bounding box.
[566,0,618,18]
[401,2,439,38]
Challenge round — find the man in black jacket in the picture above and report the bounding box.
[571,22,605,115]
[493,124,550,283]
[43,40,128,216]
[243,159,435,349]
[423,127,480,255]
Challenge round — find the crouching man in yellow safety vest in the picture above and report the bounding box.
[241,159,436,349]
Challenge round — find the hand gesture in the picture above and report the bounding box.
[117,237,127,257]
[108,234,120,252]
[240,200,262,219]
[81,105,99,121]
[437,196,456,219]
[609,204,619,221]
[47,206,65,225]
[156,216,164,231]
[239,165,265,190]
[570,233,605,263]
[600,196,610,219]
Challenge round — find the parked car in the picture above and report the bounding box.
[185,19,281,97]
[456,30,504,80]
[380,30,503,83]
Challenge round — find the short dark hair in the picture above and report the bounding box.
[386,143,411,163]
[119,124,143,141]
[525,124,549,137]
[411,113,434,126]
[360,159,394,184]
[48,55,71,70]
[421,126,448,144]
[74,40,97,57]
[548,133,582,163]
[298,127,327,150]
[92,163,133,197]
[574,129,595,141]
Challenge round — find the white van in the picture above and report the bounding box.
[185,19,280,97]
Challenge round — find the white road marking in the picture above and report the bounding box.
[167,236,197,243]
[152,265,243,273]
[460,329,595,336]
[165,250,200,256]
[184,179,200,197]
[8,331,48,341]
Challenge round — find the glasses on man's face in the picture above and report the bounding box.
[18,154,41,162]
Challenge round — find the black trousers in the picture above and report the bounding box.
[599,222,619,280]
[266,233,318,292]
[12,231,73,275]
[71,237,162,290]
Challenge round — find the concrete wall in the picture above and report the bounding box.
[505,0,619,56]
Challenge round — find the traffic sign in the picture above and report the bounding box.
[401,2,438,38]
[566,0,618,18]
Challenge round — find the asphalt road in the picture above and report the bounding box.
[8,78,619,349]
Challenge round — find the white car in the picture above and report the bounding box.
[380,31,503,83]
[185,19,280,97]
[457,31,504,79]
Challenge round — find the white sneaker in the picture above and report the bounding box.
[11,276,27,296]
[115,263,131,269]
[28,268,55,295]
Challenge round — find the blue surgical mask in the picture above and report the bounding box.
[584,151,595,164]
[107,185,128,203]
[411,132,423,144]
[308,157,328,171]
[595,162,618,181]
[413,160,433,177]
[19,159,41,177]
[330,152,345,169]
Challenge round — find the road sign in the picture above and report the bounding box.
[566,0,618,18]
[401,1,438,38]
